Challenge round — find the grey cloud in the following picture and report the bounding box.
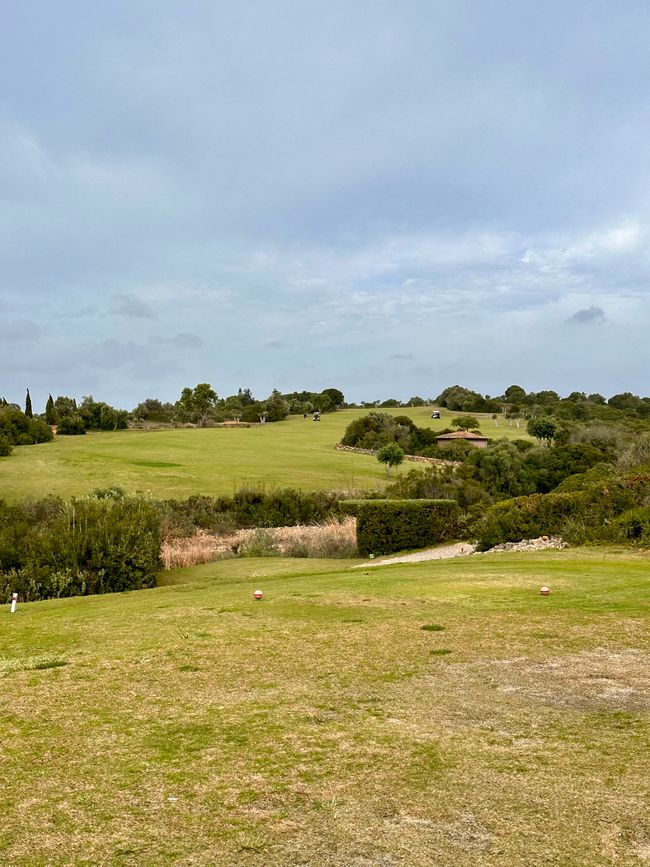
[84,340,152,369]
[567,306,607,325]
[0,319,42,342]
[158,332,204,349]
[1,3,650,405]
[110,294,157,320]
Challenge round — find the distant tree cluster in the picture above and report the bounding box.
[498,384,650,422]
[436,385,502,414]
[340,412,441,456]
[50,395,129,435]
[131,385,345,427]
[279,388,345,416]
[0,402,53,455]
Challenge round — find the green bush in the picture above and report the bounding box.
[341,499,459,556]
[0,493,161,602]
[238,529,279,557]
[473,468,650,549]
[163,488,344,536]
[473,492,586,550]
[57,414,87,435]
[607,506,650,544]
[0,407,53,447]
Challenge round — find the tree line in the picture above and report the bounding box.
[0,385,346,452]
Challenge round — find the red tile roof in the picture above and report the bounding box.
[435,430,488,441]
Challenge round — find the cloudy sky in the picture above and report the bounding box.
[2,1,650,411]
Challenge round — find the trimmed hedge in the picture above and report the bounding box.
[341,499,459,556]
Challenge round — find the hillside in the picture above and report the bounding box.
[0,408,527,501]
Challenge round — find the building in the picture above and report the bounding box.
[435,430,488,449]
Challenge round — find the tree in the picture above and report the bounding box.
[504,384,527,404]
[56,414,86,435]
[175,387,195,423]
[608,392,641,411]
[54,396,77,419]
[262,389,290,422]
[174,384,218,425]
[451,415,479,431]
[192,383,218,426]
[527,417,558,445]
[45,394,56,425]
[132,398,175,423]
[321,388,344,408]
[533,390,560,405]
[25,389,33,418]
[437,385,481,411]
[79,396,129,431]
[463,440,528,497]
[377,443,405,476]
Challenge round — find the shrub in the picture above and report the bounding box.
[238,529,280,557]
[341,499,459,556]
[57,414,86,435]
[377,442,405,475]
[473,468,650,548]
[607,506,650,544]
[0,493,160,602]
[163,488,345,536]
[473,492,586,550]
[0,407,53,447]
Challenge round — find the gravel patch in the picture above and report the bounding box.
[354,535,568,568]
[354,542,476,568]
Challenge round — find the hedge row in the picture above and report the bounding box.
[341,499,459,556]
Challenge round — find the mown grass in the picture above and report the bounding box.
[0,407,529,502]
[1,548,648,865]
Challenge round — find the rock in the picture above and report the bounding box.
[485,535,568,554]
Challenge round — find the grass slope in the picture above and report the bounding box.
[0,408,528,502]
[1,548,648,865]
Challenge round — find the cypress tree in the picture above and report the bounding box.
[45,394,56,425]
[25,388,33,418]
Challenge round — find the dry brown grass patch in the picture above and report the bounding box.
[161,517,357,568]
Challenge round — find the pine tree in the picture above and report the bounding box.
[45,394,56,425]
[25,388,33,418]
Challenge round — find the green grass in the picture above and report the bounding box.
[1,548,648,865]
[0,407,529,502]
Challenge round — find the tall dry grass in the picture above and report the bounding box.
[161,517,357,569]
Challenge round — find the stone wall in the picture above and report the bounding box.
[335,443,456,468]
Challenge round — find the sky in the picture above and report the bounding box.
[2,0,650,412]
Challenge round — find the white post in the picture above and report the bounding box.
[10,592,17,614]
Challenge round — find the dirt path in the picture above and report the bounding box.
[353,541,477,568]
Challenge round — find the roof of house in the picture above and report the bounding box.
[435,430,488,441]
